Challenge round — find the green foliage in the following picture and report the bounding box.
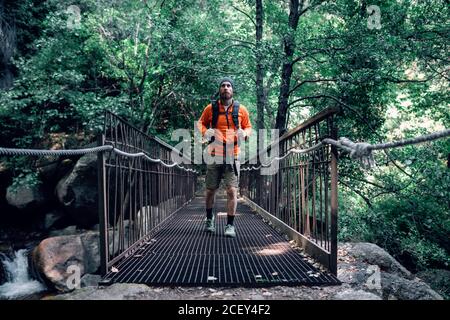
[339,136,450,271]
[10,171,41,192]
[0,0,448,274]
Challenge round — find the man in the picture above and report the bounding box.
[197,77,252,238]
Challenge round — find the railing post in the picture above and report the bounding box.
[330,124,338,276]
[97,133,108,275]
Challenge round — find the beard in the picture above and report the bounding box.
[220,92,232,100]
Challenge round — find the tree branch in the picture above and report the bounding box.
[289,78,337,95]
[340,180,373,208]
[217,38,256,47]
[232,5,256,28]
[217,43,255,53]
[381,76,431,83]
[292,46,348,65]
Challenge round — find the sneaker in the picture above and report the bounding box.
[205,215,216,233]
[224,224,236,238]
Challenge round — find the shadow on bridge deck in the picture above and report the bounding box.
[100,196,340,287]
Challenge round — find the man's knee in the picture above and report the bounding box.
[226,187,237,198]
[206,188,217,197]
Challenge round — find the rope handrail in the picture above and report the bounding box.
[0,145,199,174]
[242,128,450,171]
[1,129,448,173]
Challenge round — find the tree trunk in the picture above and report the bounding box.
[255,0,265,204]
[0,65,13,89]
[0,0,16,89]
[275,0,301,134]
[256,0,265,137]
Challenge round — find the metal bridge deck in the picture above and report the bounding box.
[101,197,340,287]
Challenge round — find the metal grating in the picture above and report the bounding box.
[101,197,340,287]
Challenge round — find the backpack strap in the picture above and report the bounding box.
[211,100,219,128]
[232,101,240,129]
[211,100,240,129]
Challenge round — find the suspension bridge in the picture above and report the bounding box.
[1,107,448,288]
[96,108,340,286]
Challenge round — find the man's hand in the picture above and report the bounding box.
[237,128,247,141]
[204,128,215,141]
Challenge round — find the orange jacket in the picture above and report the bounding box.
[198,100,252,156]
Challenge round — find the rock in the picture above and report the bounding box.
[6,183,50,213]
[381,272,443,300]
[337,243,443,300]
[333,289,381,300]
[31,232,100,292]
[49,283,153,300]
[80,274,101,288]
[55,153,98,227]
[49,226,79,237]
[32,235,85,292]
[337,264,370,285]
[37,158,74,185]
[0,164,12,214]
[80,232,101,274]
[416,269,450,299]
[44,210,67,230]
[346,242,413,279]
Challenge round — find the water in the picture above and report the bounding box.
[0,249,46,299]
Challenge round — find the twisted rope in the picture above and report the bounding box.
[2,129,448,173]
[325,128,450,169]
[0,145,113,157]
[0,145,198,174]
[242,128,450,171]
[240,142,324,171]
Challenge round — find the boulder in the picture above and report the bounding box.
[416,269,450,299]
[346,242,413,279]
[6,183,50,213]
[0,164,12,214]
[80,274,101,288]
[381,272,443,300]
[333,289,381,300]
[338,242,443,300]
[31,231,101,292]
[49,226,79,237]
[55,153,98,227]
[37,159,74,185]
[80,232,101,274]
[44,210,68,230]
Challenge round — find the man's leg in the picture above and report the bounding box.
[226,186,238,219]
[204,187,217,233]
[224,164,239,237]
[204,164,221,232]
[205,188,217,215]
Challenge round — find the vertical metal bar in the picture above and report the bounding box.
[330,121,338,276]
[97,133,108,275]
[297,164,301,233]
[300,159,305,234]
[305,148,310,237]
[292,152,297,231]
[310,127,316,241]
[317,125,324,248]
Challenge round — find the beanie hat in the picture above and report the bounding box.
[219,77,234,89]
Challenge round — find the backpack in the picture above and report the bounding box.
[210,100,240,129]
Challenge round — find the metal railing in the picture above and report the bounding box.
[98,111,197,274]
[240,107,339,275]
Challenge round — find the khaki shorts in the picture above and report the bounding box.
[205,162,240,190]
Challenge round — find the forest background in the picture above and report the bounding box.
[0,0,448,291]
